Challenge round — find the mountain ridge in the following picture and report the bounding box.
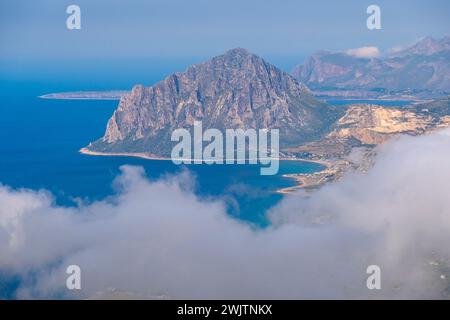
[86,48,342,157]
[291,36,450,97]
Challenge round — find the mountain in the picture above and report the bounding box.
[83,47,450,190]
[85,48,342,157]
[389,36,450,57]
[291,36,450,96]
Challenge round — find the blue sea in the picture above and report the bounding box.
[0,74,323,227]
[326,99,413,106]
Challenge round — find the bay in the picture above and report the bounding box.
[0,81,322,226]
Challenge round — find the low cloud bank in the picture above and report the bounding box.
[2,130,450,299]
[346,46,380,58]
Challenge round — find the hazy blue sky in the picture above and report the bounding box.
[0,0,449,82]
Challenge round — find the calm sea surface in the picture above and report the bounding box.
[326,99,413,106]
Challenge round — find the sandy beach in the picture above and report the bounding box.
[79,148,170,161]
[80,147,332,193]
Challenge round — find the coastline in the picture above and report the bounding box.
[320,96,429,103]
[276,175,322,194]
[276,159,334,194]
[79,147,329,164]
[39,91,128,101]
[39,97,121,101]
[79,148,169,161]
[79,147,333,193]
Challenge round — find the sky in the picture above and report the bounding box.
[0,0,449,82]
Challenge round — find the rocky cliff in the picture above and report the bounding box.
[86,48,342,156]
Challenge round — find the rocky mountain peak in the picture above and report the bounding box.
[222,47,253,59]
[87,48,340,156]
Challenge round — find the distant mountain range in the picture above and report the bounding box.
[86,48,342,157]
[291,36,450,99]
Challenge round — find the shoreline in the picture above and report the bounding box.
[39,97,121,101]
[276,160,334,194]
[39,91,128,101]
[79,147,329,164]
[79,148,332,193]
[79,148,169,161]
[320,97,429,103]
[275,175,321,194]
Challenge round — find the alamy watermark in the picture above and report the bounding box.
[66,265,81,290]
[171,121,279,175]
[366,265,381,290]
[66,5,81,30]
[367,5,381,30]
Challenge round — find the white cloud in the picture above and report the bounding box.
[2,130,450,299]
[346,46,380,58]
[387,45,406,55]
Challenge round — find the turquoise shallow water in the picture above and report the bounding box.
[0,80,323,227]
